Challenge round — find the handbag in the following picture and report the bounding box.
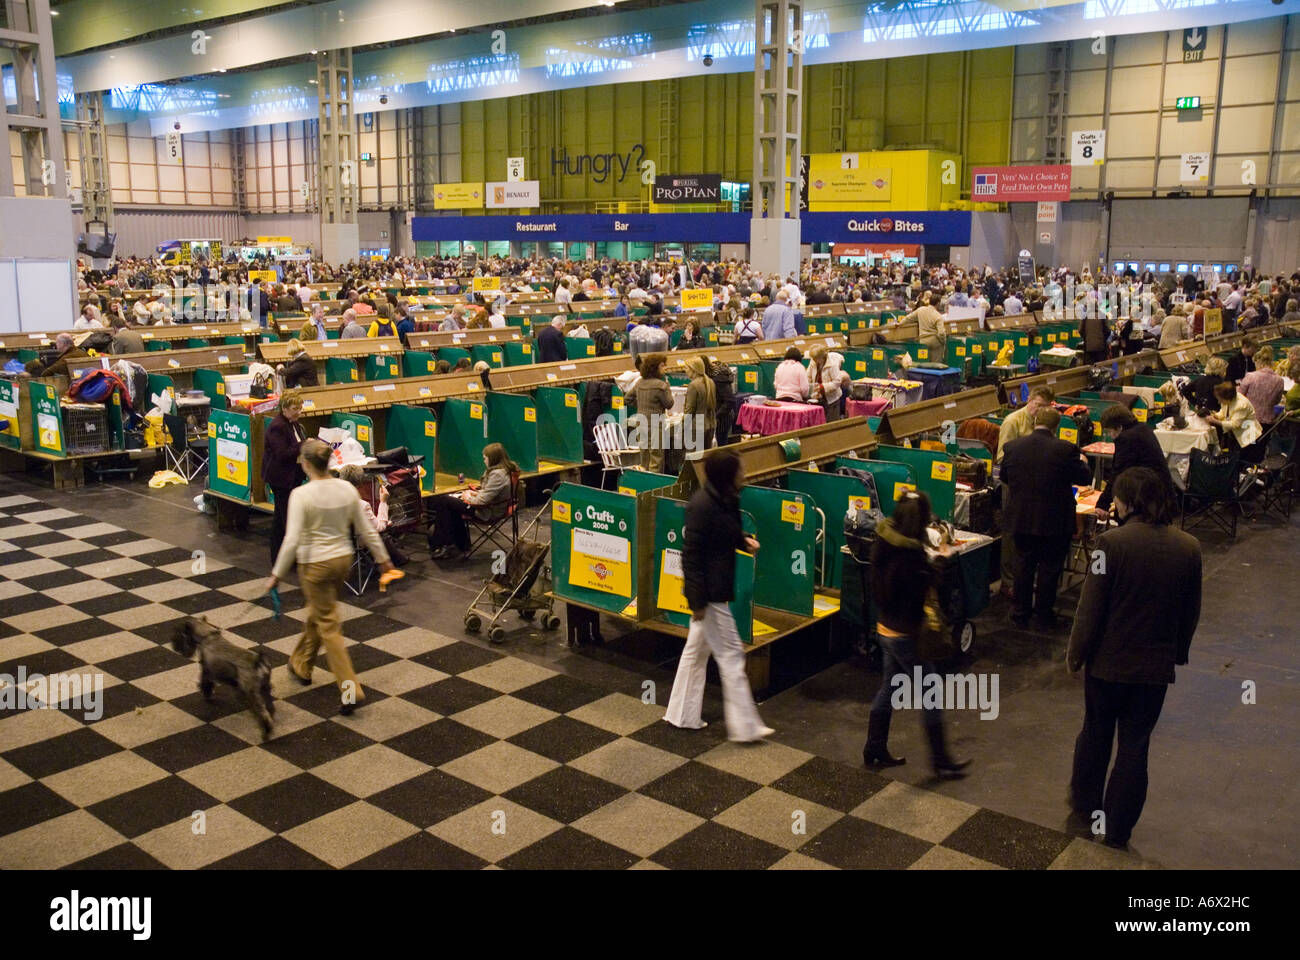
[916,584,957,661]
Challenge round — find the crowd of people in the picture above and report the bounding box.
[58,250,1300,852]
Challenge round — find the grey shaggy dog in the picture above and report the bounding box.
[171,615,275,740]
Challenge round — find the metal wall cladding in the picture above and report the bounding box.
[98,210,242,258]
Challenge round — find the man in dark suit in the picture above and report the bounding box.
[1067,467,1201,849]
[536,316,568,363]
[1095,405,1173,513]
[1001,407,1092,629]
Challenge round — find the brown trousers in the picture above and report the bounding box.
[290,554,363,703]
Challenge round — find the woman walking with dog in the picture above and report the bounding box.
[268,438,395,715]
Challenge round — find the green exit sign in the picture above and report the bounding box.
[1176,96,1201,110]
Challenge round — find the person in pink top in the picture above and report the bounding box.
[1239,345,1284,425]
[773,347,810,402]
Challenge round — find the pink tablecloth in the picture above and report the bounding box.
[736,401,826,436]
[846,398,889,419]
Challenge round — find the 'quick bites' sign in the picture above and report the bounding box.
[845,217,926,233]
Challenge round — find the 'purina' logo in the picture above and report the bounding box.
[50,891,151,940]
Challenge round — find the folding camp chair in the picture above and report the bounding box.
[344,535,378,596]
[465,470,521,559]
[162,412,208,482]
[593,419,641,489]
[1241,418,1296,522]
[1179,448,1241,539]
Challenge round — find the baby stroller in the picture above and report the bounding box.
[463,500,560,643]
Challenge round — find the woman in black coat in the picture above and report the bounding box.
[263,390,307,564]
[280,340,318,389]
[662,451,772,741]
[863,491,970,779]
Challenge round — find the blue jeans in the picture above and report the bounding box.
[865,632,948,762]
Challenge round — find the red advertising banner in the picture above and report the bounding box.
[971,165,1071,202]
[832,243,921,258]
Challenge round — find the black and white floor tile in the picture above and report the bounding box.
[0,493,1137,870]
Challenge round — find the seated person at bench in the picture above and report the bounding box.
[774,347,809,402]
[427,442,516,559]
[24,333,87,377]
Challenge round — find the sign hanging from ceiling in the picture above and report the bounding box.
[805,153,892,205]
[485,180,540,208]
[164,131,183,166]
[652,174,722,204]
[433,182,484,209]
[971,165,1071,202]
[1070,130,1106,166]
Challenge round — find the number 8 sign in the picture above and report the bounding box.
[1071,130,1105,167]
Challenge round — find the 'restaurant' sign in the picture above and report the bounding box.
[653,174,722,204]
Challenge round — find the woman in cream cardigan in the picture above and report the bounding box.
[1207,380,1263,460]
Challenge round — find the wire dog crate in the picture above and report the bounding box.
[63,403,109,455]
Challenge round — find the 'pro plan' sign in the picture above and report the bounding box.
[653,174,721,204]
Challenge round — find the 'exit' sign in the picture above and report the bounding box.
[1176,96,1201,110]
[360,152,374,161]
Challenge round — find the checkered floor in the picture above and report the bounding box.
[0,492,1135,870]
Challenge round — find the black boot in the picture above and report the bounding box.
[864,750,906,768]
[927,723,970,780]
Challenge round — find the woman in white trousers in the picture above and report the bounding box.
[663,450,773,743]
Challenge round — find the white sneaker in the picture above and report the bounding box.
[730,726,775,743]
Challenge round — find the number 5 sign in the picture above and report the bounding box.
[165,131,183,166]
[1071,130,1105,167]
[1181,152,1210,183]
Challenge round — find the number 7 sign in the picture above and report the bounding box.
[1180,152,1210,183]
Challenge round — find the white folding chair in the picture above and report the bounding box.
[593,419,641,489]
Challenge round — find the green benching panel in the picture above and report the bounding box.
[146,373,177,415]
[325,357,359,384]
[328,411,374,456]
[533,386,584,464]
[785,468,876,590]
[833,457,917,517]
[617,469,676,496]
[191,368,228,412]
[484,391,539,473]
[385,405,437,494]
[875,444,956,523]
[471,344,507,369]
[738,485,816,617]
[364,353,403,381]
[403,350,439,378]
[550,482,639,616]
[436,397,490,479]
[206,408,252,501]
[504,341,534,366]
[435,346,471,368]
